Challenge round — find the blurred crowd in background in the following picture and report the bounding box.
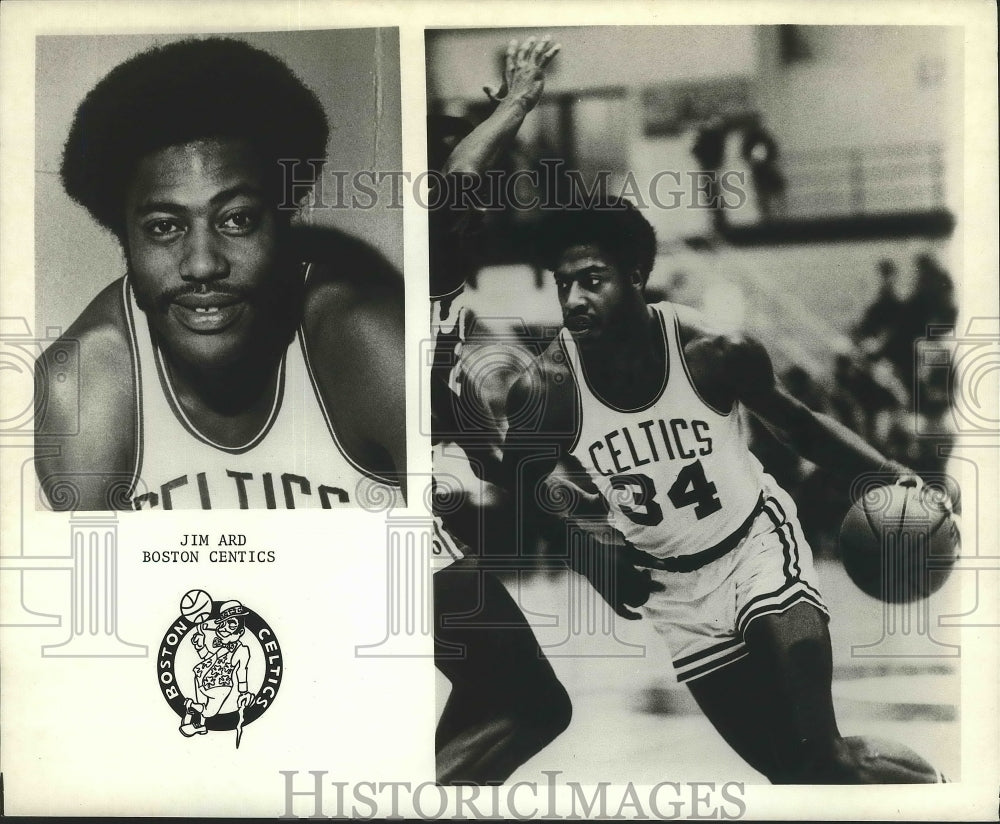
[428,25,962,561]
[750,251,957,556]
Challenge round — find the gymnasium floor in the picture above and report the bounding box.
[437,558,962,785]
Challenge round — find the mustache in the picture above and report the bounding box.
[133,282,255,314]
[158,283,251,305]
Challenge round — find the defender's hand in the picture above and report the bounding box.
[484,35,560,111]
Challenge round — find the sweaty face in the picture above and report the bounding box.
[124,138,288,369]
[553,243,639,346]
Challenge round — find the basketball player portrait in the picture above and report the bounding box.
[33,32,405,511]
[503,197,949,782]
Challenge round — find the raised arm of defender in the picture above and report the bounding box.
[444,36,560,178]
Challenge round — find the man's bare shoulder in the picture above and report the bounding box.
[36,279,133,417]
[51,277,132,357]
[300,261,405,480]
[302,260,402,339]
[35,278,138,509]
[668,302,774,409]
[506,335,577,437]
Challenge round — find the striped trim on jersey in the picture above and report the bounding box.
[121,277,144,499]
[673,637,750,683]
[154,338,287,454]
[734,495,828,637]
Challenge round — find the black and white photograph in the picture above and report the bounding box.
[32,28,405,511]
[426,23,978,793]
[0,1,996,819]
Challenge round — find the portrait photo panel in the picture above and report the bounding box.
[33,28,406,511]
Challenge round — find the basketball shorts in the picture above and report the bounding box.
[642,479,829,684]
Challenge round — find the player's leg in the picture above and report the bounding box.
[685,483,940,784]
[434,559,572,785]
[683,653,787,780]
[648,570,789,781]
[685,603,940,783]
[743,603,942,783]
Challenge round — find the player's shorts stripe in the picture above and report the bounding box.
[784,507,824,602]
[762,497,798,580]
[737,585,829,637]
[676,646,749,683]
[739,581,827,626]
[763,495,824,602]
[735,576,800,629]
[763,497,803,579]
[672,636,744,668]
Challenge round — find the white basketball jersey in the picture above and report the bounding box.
[122,276,399,510]
[563,302,766,560]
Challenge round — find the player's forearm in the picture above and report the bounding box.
[442,98,532,178]
[786,407,905,481]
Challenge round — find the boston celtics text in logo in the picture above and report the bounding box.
[157,589,282,747]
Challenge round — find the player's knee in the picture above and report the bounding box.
[545,679,573,738]
[522,675,572,743]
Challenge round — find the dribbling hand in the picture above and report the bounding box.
[569,528,665,621]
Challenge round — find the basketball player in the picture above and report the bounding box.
[428,36,581,785]
[34,37,404,510]
[502,196,944,783]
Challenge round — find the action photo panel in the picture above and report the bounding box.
[424,23,971,797]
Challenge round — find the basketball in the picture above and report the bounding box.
[179,589,213,624]
[839,482,959,602]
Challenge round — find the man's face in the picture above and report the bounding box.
[553,243,638,346]
[124,138,286,369]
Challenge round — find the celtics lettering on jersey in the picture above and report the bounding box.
[131,470,351,510]
[562,303,765,560]
[586,417,720,526]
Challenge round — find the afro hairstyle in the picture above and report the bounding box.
[60,37,329,238]
[535,196,657,285]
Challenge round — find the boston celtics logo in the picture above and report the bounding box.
[157,589,282,747]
